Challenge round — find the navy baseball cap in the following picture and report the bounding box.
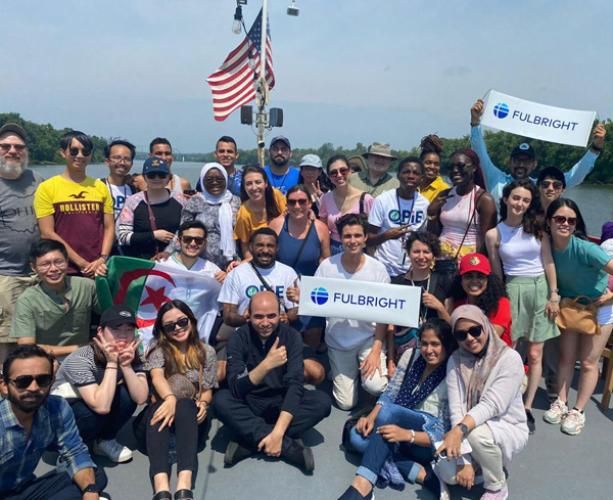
[510,143,536,159]
[142,157,170,176]
[270,136,291,149]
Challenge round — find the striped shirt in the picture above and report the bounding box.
[0,395,94,494]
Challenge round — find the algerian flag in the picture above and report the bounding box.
[96,256,221,348]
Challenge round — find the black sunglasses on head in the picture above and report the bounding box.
[9,374,53,390]
[453,325,483,342]
[162,317,190,334]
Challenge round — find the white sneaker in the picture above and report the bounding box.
[543,398,568,425]
[561,408,585,435]
[92,438,133,463]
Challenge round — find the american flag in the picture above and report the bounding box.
[207,9,275,122]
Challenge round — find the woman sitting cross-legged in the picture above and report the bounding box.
[145,300,217,500]
[338,319,457,500]
[436,305,528,500]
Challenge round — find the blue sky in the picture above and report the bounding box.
[1,0,611,153]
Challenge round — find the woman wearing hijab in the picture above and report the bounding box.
[180,163,241,269]
[436,305,528,500]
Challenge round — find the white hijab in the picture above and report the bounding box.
[199,162,235,260]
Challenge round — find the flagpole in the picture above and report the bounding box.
[256,0,269,168]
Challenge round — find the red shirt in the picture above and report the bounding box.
[454,296,512,346]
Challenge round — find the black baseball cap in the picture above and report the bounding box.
[270,136,291,149]
[0,123,27,142]
[100,304,137,328]
[510,142,536,159]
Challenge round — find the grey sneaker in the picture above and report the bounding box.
[561,409,585,435]
[543,398,568,425]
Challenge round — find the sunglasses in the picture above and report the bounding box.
[9,374,53,390]
[162,316,190,334]
[450,162,469,171]
[182,236,205,245]
[68,147,92,157]
[0,143,26,152]
[288,198,308,206]
[453,325,483,342]
[329,167,349,177]
[540,180,563,190]
[551,215,577,226]
[146,172,168,180]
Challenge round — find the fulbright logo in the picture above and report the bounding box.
[493,102,510,119]
[310,287,329,305]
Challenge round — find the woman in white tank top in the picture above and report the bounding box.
[485,179,560,434]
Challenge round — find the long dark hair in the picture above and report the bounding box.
[449,273,508,316]
[545,197,588,240]
[326,154,351,191]
[240,164,281,219]
[148,300,207,377]
[500,179,543,238]
[418,318,457,360]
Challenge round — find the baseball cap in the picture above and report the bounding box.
[270,136,291,149]
[459,253,491,276]
[299,154,322,169]
[0,123,28,143]
[510,143,535,159]
[100,304,137,328]
[142,157,170,176]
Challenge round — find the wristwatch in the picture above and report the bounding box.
[457,423,469,437]
[82,483,100,494]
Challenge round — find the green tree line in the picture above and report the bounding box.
[2,113,612,184]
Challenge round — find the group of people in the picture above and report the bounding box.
[0,99,611,500]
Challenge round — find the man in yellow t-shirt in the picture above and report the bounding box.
[34,131,114,277]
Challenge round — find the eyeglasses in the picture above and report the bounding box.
[68,147,92,157]
[181,236,205,245]
[540,180,563,190]
[288,198,308,206]
[551,215,577,226]
[36,259,68,272]
[0,143,26,152]
[162,316,190,334]
[329,167,349,177]
[109,155,132,163]
[9,374,53,390]
[145,172,168,180]
[453,325,483,342]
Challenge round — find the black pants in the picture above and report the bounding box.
[3,467,107,500]
[146,398,200,478]
[70,383,136,442]
[213,388,331,448]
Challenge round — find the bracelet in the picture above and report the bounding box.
[106,364,118,370]
[409,429,416,444]
[163,394,177,401]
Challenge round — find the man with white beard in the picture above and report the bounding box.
[0,123,42,363]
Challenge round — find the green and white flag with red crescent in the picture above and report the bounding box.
[96,256,221,348]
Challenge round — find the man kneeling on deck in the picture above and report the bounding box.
[214,291,331,474]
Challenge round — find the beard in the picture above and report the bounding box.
[7,387,49,413]
[0,152,28,179]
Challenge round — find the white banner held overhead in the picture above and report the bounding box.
[298,276,421,327]
[481,90,596,147]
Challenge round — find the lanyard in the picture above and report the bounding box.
[396,190,417,266]
[409,271,431,324]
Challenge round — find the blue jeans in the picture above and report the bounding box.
[70,383,136,442]
[349,403,435,485]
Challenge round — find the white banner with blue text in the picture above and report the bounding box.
[298,276,421,327]
[481,90,596,147]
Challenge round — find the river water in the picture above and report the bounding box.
[30,162,613,237]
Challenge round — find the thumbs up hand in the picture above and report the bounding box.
[264,337,288,370]
[286,278,301,304]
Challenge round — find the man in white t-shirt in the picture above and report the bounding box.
[218,228,329,384]
[315,214,390,410]
[368,157,429,278]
